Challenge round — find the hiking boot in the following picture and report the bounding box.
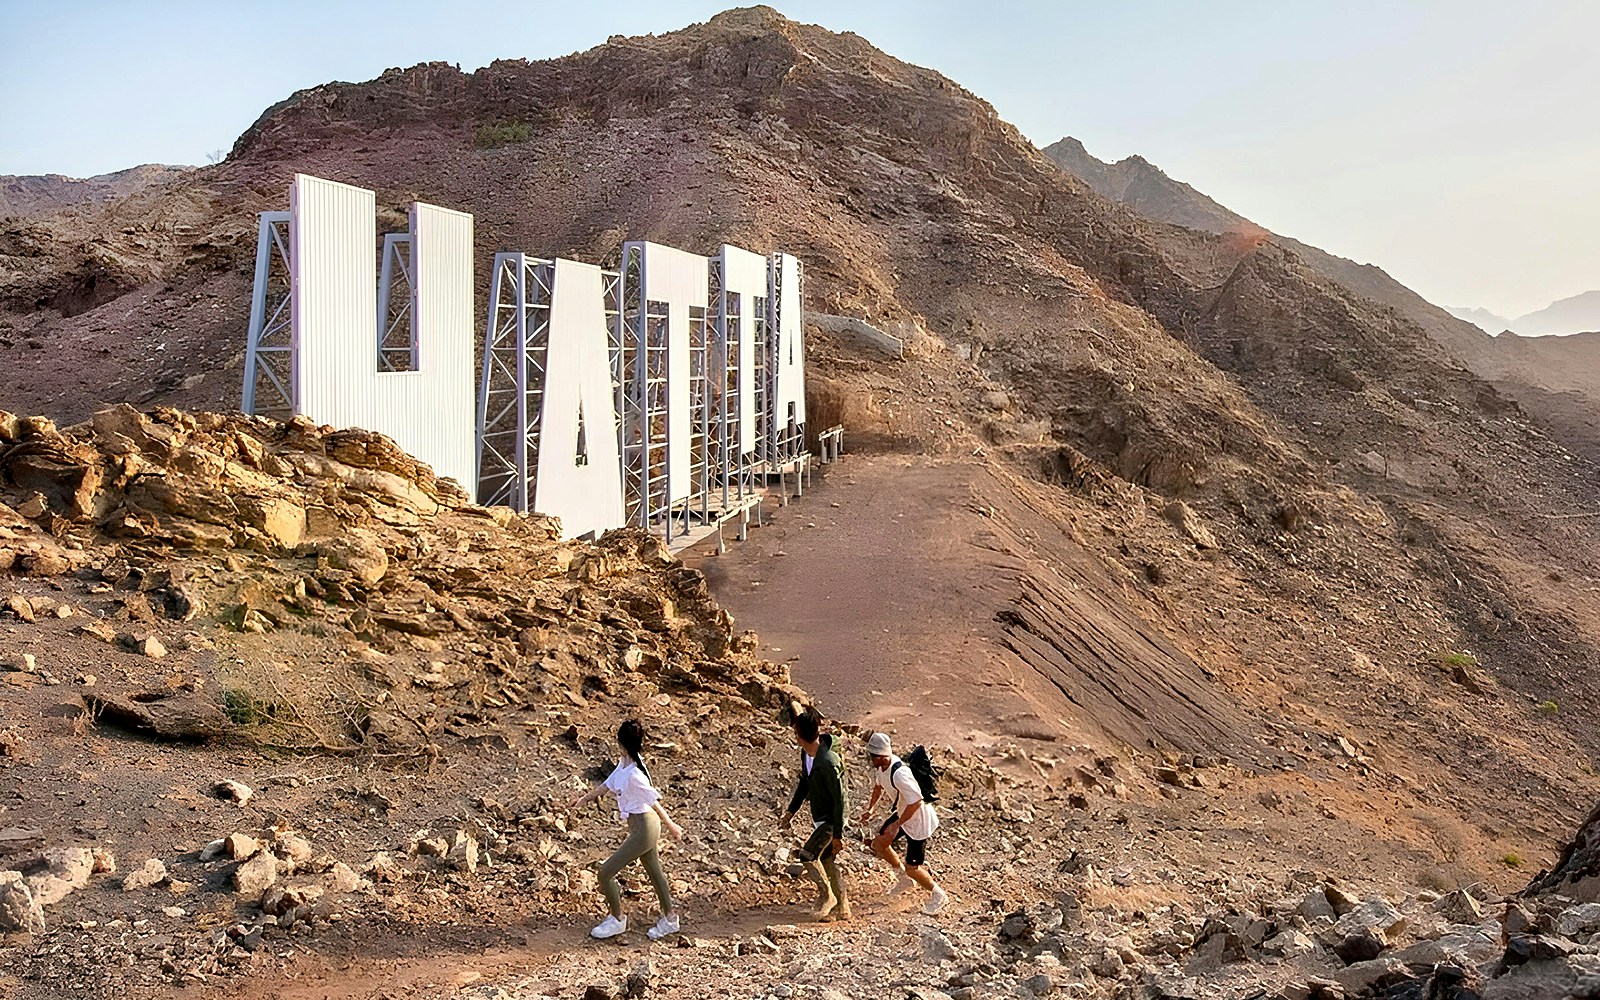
[825,899,853,922]
[646,913,680,940]
[885,873,915,898]
[922,886,949,915]
[814,892,838,919]
[590,914,628,939]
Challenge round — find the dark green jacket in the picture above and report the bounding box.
[786,733,847,832]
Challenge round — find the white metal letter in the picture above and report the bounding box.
[533,259,626,539]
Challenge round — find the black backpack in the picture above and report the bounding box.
[892,744,940,803]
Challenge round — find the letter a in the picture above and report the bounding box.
[533,258,625,539]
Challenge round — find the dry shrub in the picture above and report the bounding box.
[215,651,370,752]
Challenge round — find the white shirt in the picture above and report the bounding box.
[801,752,823,828]
[875,755,938,841]
[604,761,660,820]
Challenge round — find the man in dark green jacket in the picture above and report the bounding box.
[782,711,850,920]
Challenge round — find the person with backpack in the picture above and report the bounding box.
[566,719,685,941]
[780,710,851,921]
[858,732,948,915]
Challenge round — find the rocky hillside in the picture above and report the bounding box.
[0,165,193,221]
[1,0,1597,829]
[3,405,1600,1000]
[1041,135,1600,462]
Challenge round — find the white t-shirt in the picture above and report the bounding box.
[875,755,938,841]
[604,761,660,820]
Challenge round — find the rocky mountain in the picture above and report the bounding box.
[1043,134,1600,463]
[1040,136,1500,365]
[1510,289,1600,336]
[4,8,1600,997]
[0,164,193,221]
[1041,137,1257,236]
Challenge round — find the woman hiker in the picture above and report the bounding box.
[566,719,685,940]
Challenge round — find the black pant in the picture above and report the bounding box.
[797,821,838,862]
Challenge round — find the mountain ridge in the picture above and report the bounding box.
[1510,288,1600,336]
[1042,133,1600,462]
[0,163,193,220]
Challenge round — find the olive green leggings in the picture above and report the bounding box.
[598,810,673,917]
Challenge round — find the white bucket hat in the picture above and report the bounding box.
[866,732,892,757]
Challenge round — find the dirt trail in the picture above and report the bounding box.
[686,453,1243,755]
[687,455,1016,749]
[212,903,810,1000]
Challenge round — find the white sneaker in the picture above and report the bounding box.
[647,913,680,940]
[590,915,628,939]
[885,873,916,898]
[922,887,949,915]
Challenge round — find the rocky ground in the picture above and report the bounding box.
[0,406,1597,999]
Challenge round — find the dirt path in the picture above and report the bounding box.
[683,454,1029,749]
[212,903,813,1000]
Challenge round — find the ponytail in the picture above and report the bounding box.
[618,719,650,781]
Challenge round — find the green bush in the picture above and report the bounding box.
[222,686,277,726]
[1539,700,1560,715]
[474,120,534,149]
[1431,649,1478,668]
[1501,852,1522,868]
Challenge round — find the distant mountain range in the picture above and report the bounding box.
[1449,291,1600,337]
[1444,305,1512,333]
[0,164,193,220]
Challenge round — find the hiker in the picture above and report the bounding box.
[566,719,685,941]
[780,710,850,920]
[858,732,948,914]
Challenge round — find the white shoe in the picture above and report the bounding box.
[590,915,628,939]
[647,913,680,940]
[922,887,949,915]
[885,873,915,898]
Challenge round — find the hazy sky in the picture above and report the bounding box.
[2,0,1595,316]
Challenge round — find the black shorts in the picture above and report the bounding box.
[879,816,928,867]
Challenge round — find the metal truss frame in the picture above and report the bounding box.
[242,215,423,414]
[377,233,417,372]
[475,253,552,512]
[289,230,815,542]
[242,212,294,419]
[710,261,756,508]
[620,244,680,532]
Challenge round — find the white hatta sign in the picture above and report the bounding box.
[244,175,809,543]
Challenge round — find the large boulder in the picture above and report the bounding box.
[25,846,95,906]
[0,870,45,932]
